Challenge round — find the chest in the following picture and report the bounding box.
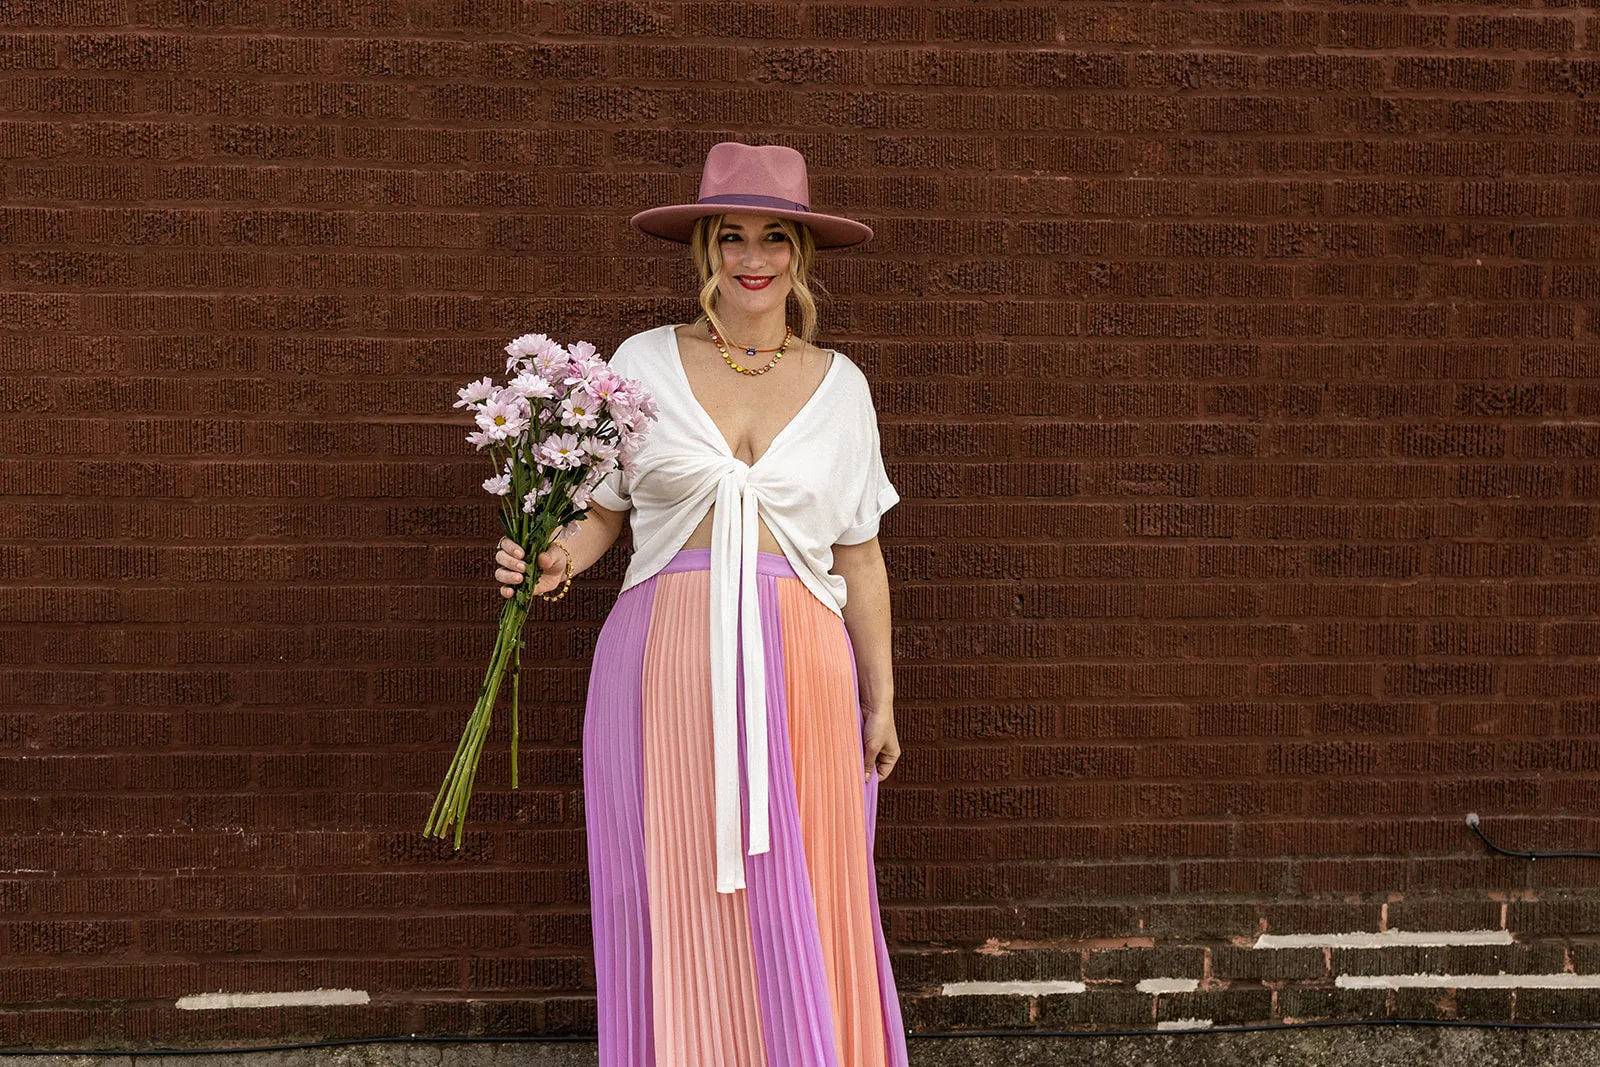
[674,342,835,467]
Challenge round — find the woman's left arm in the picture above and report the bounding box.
[833,535,900,783]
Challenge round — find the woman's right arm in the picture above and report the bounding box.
[494,502,628,598]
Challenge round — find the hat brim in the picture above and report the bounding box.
[630,204,873,249]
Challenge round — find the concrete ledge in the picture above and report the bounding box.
[907,1029,1600,1067]
[9,1028,1600,1067]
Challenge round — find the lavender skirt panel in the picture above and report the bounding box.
[583,550,908,1067]
[582,577,658,1067]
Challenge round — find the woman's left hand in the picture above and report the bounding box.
[863,707,900,782]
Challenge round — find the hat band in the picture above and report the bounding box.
[696,192,810,213]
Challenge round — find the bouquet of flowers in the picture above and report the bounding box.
[423,332,656,848]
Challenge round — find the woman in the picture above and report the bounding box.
[493,142,906,1067]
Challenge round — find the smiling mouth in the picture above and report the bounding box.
[735,275,774,289]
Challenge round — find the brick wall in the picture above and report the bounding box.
[4,0,1600,1049]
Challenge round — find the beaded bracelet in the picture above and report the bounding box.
[534,540,574,603]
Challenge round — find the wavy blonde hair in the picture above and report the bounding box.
[687,213,822,347]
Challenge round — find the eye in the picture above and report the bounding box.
[719,232,740,242]
[766,232,788,242]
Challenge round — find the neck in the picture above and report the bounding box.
[710,306,790,349]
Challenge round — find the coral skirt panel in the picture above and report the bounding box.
[582,547,907,1067]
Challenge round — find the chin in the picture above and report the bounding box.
[722,286,790,310]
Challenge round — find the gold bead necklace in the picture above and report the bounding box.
[707,323,793,376]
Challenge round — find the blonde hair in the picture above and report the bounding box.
[687,213,822,347]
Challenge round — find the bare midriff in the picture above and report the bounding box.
[678,508,784,555]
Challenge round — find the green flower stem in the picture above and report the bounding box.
[424,589,531,847]
[510,640,521,791]
[425,514,579,848]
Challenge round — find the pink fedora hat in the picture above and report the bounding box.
[630,141,873,249]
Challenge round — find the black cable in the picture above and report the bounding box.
[11,1018,1600,1058]
[909,1019,1600,1037]
[1466,812,1600,861]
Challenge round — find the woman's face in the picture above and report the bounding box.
[712,212,793,321]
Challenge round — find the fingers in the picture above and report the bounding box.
[494,538,526,598]
[496,538,524,568]
[492,540,570,599]
[496,568,522,598]
[864,731,900,782]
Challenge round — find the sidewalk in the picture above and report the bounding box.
[7,1027,1600,1067]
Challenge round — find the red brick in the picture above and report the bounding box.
[6,3,1600,1042]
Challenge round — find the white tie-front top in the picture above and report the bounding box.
[591,323,899,895]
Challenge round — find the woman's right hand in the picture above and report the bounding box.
[494,536,569,599]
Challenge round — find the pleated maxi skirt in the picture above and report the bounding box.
[582,547,908,1067]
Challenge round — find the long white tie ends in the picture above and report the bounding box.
[708,464,771,893]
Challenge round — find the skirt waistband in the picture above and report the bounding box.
[659,547,797,579]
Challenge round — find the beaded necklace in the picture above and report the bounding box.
[707,323,794,376]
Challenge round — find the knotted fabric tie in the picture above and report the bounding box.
[708,463,771,893]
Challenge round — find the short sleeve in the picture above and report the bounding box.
[591,466,630,511]
[835,402,898,546]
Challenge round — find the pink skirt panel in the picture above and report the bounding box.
[583,549,907,1067]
